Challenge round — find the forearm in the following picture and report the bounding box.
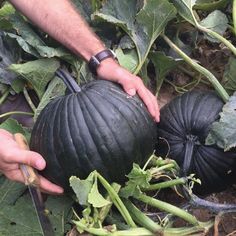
[9,0,105,61]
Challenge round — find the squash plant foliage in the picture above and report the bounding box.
[0,0,236,234]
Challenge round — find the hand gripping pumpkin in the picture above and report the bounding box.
[30,69,156,191]
[156,90,236,195]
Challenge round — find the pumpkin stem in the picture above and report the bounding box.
[182,186,236,213]
[55,69,81,93]
[182,136,196,176]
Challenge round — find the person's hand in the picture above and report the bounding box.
[97,58,160,122]
[0,129,63,195]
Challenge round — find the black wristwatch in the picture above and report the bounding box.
[88,49,117,76]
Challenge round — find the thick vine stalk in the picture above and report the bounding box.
[162,34,229,102]
[233,0,236,35]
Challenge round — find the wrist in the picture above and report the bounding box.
[96,58,120,80]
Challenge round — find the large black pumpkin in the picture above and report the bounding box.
[30,70,156,190]
[156,90,236,195]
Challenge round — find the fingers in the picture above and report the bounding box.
[6,149,46,170]
[0,129,14,139]
[5,169,64,195]
[97,59,160,122]
[119,75,160,122]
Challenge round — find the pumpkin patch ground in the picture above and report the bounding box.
[1,1,236,235]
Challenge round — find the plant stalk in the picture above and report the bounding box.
[0,111,34,119]
[134,193,199,226]
[233,0,236,35]
[162,34,229,102]
[142,177,187,191]
[197,24,236,56]
[23,87,36,112]
[96,172,136,227]
[0,87,10,106]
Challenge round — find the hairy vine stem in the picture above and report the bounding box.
[162,34,229,102]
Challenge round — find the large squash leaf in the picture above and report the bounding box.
[206,92,236,151]
[9,58,60,99]
[0,176,73,236]
[34,77,66,120]
[172,0,228,43]
[94,0,176,74]
[0,33,21,85]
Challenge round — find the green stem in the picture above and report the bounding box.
[23,87,36,112]
[162,34,229,102]
[123,199,162,233]
[74,220,153,236]
[233,0,236,35]
[150,163,176,175]
[0,88,10,106]
[197,24,236,57]
[135,193,199,226]
[96,172,136,227]
[99,183,121,224]
[142,177,187,191]
[0,111,34,119]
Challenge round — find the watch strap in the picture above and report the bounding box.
[88,49,116,76]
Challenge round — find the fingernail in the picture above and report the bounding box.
[127,88,136,96]
[36,159,46,170]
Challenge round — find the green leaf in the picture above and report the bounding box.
[206,92,236,151]
[88,176,111,208]
[0,34,21,85]
[115,48,138,73]
[34,77,66,120]
[0,176,26,205]
[200,10,228,43]
[120,164,152,198]
[0,3,15,30]
[0,118,30,141]
[70,173,95,206]
[149,51,182,94]
[0,176,73,236]
[7,13,71,58]
[72,0,93,22]
[223,57,236,92]
[194,0,230,11]
[172,0,198,25]
[9,58,60,99]
[94,0,176,73]
[45,195,73,235]
[149,51,182,80]
[0,176,41,235]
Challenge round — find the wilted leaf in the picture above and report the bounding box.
[34,77,66,120]
[206,92,236,151]
[223,57,236,92]
[9,58,60,99]
[200,10,228,43]
[70,173,95,206]
[0,33,21,85]
[94,0,176,73]
[88,176,111,208]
